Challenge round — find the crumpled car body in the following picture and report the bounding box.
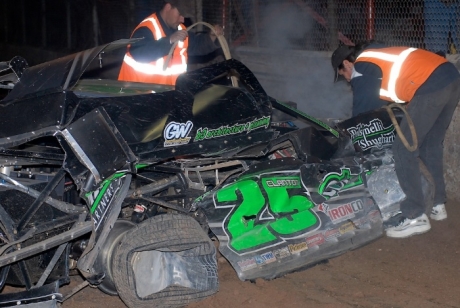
[0,39,427,307]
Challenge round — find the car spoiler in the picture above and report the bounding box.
[2,38,140,102]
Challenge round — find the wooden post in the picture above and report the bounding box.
[222,0,230,39]
[41,0,46,47]
[327,0,337,49]
[366,0,375,41]
[21,0,26,44]
[196,0,203,31]
[252,0,259,47]
[129,0,135,35]
[66,0,71,49]
[2,1,8,43]
[92,0,99,46]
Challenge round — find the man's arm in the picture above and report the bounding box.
[350,62,388,117]
[129,24,224,63]
[350,76,388,117]
[129,27,172,62]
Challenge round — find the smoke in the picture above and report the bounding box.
[234,1,352,121]
[259,2,314,50]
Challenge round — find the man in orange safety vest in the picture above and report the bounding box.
[118,0,223,86]
[331,42,460,238]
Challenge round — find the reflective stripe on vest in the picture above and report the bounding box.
[119,13,188,85]
[358,48,416,103]
[355,47,447,103]
[122,53,187,76]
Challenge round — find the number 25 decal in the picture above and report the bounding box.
[215,175,319,254]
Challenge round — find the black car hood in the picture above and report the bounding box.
[2,39,137,103]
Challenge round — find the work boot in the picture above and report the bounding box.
[385,213,431,238]
[430,204,447,221]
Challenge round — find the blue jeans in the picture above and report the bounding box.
[393,78,460,218]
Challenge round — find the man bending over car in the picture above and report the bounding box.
[331,41,460,238]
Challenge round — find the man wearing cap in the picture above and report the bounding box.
[118,0,223,85]
[331,42,460,238]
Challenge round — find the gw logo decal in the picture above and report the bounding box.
[163,121,193,147]
[214,174,320,254]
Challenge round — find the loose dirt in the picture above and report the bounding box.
[61,200,460,308]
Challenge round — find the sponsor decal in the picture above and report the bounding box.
[347,118,395,151]
[194,116,270,142]
[255,252,277,265]
[323,228,341,241]
[88,176,123,230]
[306,233,325,247]
[318,199,364,223]
[288,242,308,254]
[318,168,364,199]
[163,121,193,147]
[265,178,299,188]
[368,210,381,223]
[274,247,291,259]
[237,258,257,272]
[339,222,356,234]
[355,217,369,227]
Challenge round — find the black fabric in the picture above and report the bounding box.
[350,62,387,117]
[415,62,460,95]
[188,48,224,64]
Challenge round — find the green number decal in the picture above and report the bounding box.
[262,177,317,236]
[216,175,319,253]
[217,179,277,252]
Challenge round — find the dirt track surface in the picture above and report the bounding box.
[62,200,460,308]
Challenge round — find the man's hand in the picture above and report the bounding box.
[170,30,188,44]
[210,25,224,42]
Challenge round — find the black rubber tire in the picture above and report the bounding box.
[112,214,218,308]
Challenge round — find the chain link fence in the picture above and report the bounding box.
[1,0,459,55]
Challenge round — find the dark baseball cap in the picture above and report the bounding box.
[165,0,194,18]
[331,45,354,82]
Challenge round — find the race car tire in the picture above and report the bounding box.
[112,214,218,308]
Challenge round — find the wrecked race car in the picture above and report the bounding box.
[0,39,432,308]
